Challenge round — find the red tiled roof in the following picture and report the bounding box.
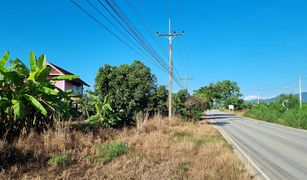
[47,62,90,87]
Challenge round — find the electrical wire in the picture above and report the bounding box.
[71,0,184,88]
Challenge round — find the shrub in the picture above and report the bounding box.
[173,90,207,121]
[146,85,168,116]
[49,154,71,167]
[94,61,157,127]
[84,94,120,127]
[96,141,129,164]
[244,94,307,129]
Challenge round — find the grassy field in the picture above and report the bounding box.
[244,106,307,130]
[0,117,250,179]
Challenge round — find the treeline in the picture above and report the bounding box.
[194,80,246,110]
[0,52,210,140]
[1,51,250,140]
[244,94,307,129]
[79,60,208,127]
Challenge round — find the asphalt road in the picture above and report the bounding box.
[206,110,307,180]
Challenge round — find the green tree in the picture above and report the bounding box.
[274,94,299,111]
[195,80,242,109]
[185,95,207,121]
[94,61,156,126]
[173,89,189,118]
[173,89,207,121]
[146,85,168,116]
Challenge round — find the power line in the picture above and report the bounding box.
[125,0,168,58]
[85,0,166,70]
[95,0,169,71]
[71,0,173,74]
[70,0,141,58]
[125,0,186,86]
[180,76,193,91]
[103,0,184,88]
[105,0,167,66]
[173,0,191,88]
[71,0,184,88]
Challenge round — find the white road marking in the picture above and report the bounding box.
[216,124,271,180]
[237,119,306,147]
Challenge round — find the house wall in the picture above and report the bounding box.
[65,81,83,95]
[54,80,65,91]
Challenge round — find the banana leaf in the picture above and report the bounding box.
[29,52,37,73]
[51,75,79,81]
[24,94,47,116]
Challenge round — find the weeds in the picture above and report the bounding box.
[84,155,94,163]
[177,161,189,173]
[49,154,71,167]
[96,141,130,164]
[171,131,223,145]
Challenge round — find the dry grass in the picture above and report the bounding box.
[0,116,250,179]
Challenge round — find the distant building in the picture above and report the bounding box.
[47,62,89,95]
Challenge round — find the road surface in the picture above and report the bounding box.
[206,110,307,180]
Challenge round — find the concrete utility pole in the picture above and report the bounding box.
[257,90,260,105]
[180,76,193,92]
[157,18,184,121]
[299,76,302,108]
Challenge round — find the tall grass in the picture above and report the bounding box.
[0,116,250,179]
[244,104,307,129]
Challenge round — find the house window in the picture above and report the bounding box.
[71,85,81,94]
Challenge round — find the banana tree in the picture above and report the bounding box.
[85,94,120,127]
[0,51,78,139]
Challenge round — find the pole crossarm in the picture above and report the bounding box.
[180,77,193,91]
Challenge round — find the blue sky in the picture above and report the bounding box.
[1,0,307,99]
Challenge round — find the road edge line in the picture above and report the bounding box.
[216,125,271,180]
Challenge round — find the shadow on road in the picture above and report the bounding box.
[205,113,240,120]
[200,113,241,126]
[206,121,230,126]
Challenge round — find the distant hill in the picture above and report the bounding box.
[245,92,307,103]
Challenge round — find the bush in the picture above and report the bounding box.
[173,90,207,121]
[244,94,307,129]
[146,85,168,116]
[49,154,71,167]
[185,96,207,121]
[283,109,307,129]
[96,141,129,164]
[94,61,157,127]
[84,94,120,127]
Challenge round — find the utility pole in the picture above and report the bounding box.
[157,18,184,121]
[180,76,193,92]
[299,76,302,108]
[257,90,260,105]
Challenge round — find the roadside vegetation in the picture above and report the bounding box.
[0,116,250,179]
[0,51,250,178]
[194,80,248,110]
[0,51,78,141]
[244,94,307,130]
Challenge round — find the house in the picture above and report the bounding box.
[47,62,89,95]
